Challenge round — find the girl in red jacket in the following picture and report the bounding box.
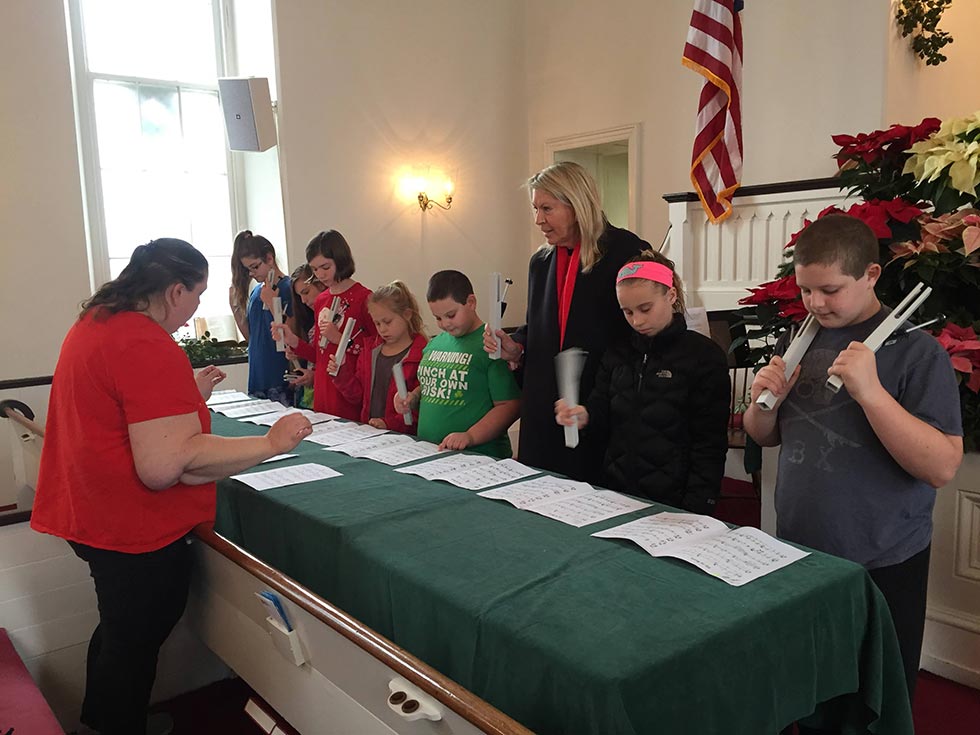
[328,280,428,433]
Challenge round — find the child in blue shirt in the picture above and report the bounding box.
[230,230,293,403]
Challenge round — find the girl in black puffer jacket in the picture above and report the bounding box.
[556,250,730,514]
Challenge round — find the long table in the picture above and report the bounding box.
[203,414,913,734]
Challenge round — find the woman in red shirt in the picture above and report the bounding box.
[31,239,312,735]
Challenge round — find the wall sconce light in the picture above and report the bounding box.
[398,168,455,212]
[418,187,453,211]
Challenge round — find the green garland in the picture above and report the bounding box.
[895,0,954,66]
[178,331,247,366]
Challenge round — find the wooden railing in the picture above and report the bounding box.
[193,525,534,735]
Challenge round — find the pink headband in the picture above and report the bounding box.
[616,261,673,287]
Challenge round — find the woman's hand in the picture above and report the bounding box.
[267,413,313,453]
[555,399,589,429]
[367,418,388,429]
[271,323,300,348]
[286,367,313,387]
[326,355,340,377]
[439,432,473,451]
[483,325,522,364]
[195,365,227,400]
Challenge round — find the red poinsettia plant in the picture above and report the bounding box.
[734,112,980,449]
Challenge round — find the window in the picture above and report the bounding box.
[69,0,240,338]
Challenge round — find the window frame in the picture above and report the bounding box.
[67,0,247,299]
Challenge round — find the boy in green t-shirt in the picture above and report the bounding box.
[395,270,521,458]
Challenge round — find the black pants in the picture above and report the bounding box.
[70,536,193,735]
[869,544,931,703]
[783,545,931,735]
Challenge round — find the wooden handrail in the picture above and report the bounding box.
[3,406,45,438]
[662,176,841,203]
[193,525,534,735]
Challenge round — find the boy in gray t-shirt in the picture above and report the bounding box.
[744,215,963,705]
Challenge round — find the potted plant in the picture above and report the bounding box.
[178,331,248,368]
[734,111,980,450]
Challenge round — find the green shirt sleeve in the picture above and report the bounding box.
[487,354,521,402]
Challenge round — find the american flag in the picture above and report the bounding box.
[682,0,743,223]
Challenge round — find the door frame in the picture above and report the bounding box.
[544,123,641,233]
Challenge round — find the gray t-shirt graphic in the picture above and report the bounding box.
[775,306,962,569]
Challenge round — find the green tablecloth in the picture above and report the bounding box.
[212,415,913,735]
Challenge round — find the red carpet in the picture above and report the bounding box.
[912,670,980,735]
[716,476,761,528]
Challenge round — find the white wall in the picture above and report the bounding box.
[272,0,530,328]
[0,0,91,381]
[524,0,890,247]
[884,0,980,124]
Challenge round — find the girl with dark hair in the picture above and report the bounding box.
[230,230,293,403]
[31,239,313,735]
[274,229,377,419]
[285,263,325,409]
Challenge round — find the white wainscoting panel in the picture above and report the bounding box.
[666,187,854,310]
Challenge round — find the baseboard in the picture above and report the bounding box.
[926,605,980,635]
[922,604,980,691]
[920,654,980,690]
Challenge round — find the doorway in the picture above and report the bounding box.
[545,123,640,232]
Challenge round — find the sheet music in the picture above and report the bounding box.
[478,476,595,508]
[239,408,290,425]
[664,527,809,587]
[206,391,252,405]
[527,490,651,527]
[241,408,337,426]
[231,462,342,491]
[209,399,263,413]
[394,453,494,480]
[217,401,281,417]
[434,458,540,490]
[261,453,298,464]
[305,423,389,447]
[299,410,341,424]
[360,440,444,466]
[593,513,729,553]
[329,433,414,457]
[592,513,808,586]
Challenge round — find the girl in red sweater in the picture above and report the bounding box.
[327,280,428,433]
[274,230,377,418]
